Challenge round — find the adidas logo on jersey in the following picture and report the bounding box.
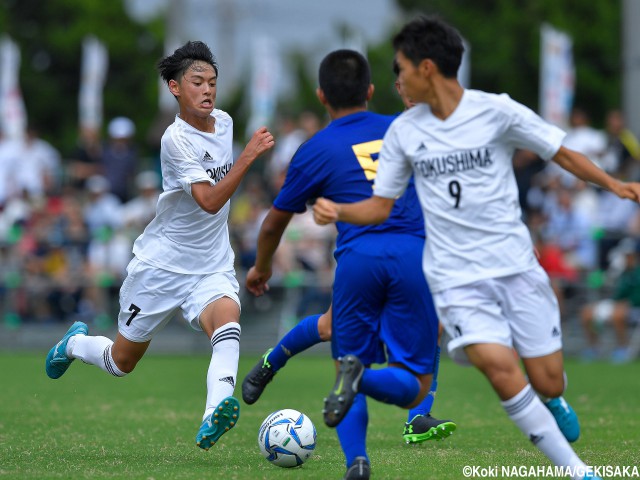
[219,376,235,387]
[551,327,560,337]
[203,151,213,162]
[417,142,428,151]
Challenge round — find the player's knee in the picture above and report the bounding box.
[530,372,564,398]
[112,355,138,374]
[480,363,521,393]
[318,313,331,341]
[535,383,563,398]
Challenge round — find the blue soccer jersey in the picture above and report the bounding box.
[274,110,438,372]
[273,111,425,253]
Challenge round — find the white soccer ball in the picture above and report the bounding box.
[258,408,317,468]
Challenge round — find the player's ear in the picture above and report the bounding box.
[421,58,437,78]
[316,87,328,106]
[168,79,181,97]
[366,84,375,101]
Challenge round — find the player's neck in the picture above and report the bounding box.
[329,105,367,120]
[179,111,216,133]
[426,80,464,121]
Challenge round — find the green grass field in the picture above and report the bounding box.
[0,352,638,479]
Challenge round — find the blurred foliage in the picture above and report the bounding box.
[395,0,622,126]
[0,0,164,156]
[0,0,624,160]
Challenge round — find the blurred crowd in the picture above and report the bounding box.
[1,106,639,361]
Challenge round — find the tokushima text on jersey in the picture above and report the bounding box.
[206,163,233,183]
[413,147,494,179]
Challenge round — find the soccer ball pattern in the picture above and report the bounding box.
[258,408,317,468]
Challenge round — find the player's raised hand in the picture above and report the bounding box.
[313,197,340,225]
[246,265,272,296]
[612,180,640,203]
[244,126,275,160]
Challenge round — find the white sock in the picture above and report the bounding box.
[70,335,126,377]
[203,322,241,420]
[502,384,586,479]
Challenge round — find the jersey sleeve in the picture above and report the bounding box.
[372,121,413,199]
[273,144,325,213]
[500,94,566,161]
[162,131,213,196]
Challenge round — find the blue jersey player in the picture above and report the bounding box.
[243,49,453,479]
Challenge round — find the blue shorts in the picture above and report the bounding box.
[331,233,439,375]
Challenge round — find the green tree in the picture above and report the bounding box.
[395,0,622,125]
[0,0,163,155]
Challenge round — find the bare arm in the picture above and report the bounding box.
[552,145,640,201]
[245,206,294,296]
[192,127,274,214]
[313,195,396,226]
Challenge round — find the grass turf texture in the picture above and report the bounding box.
[0,352,637,479]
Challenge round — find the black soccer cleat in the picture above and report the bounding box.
[323,354,364,428]
[343,456,370,480]
[242,349,276,405]
[403,414,457,444]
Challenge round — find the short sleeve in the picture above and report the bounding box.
[373,121,413,199]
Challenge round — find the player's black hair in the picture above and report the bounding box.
[157,41,219,84]
[318,49,370,110]
[393,15,464,78]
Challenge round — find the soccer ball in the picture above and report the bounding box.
[258,408,317,468]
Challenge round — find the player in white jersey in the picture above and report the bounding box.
[45,41,274,451]
[313,16,640,480]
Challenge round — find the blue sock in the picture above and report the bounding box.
[360,367,420,406]
[336,393,368,467]
[267,314,322,372]
[408,345,440,420]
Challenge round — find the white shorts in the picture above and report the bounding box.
[117,257,240,342]
[433,265,562,365]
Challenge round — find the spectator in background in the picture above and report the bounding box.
[122,170,161,238]
[581,237,640,363]
[544,107,607,189]
[265,110,321,196]
[0,134,21,207]
[543,185,597,272]
[81,174,127,320]
[593,188,640,271]
[82,174,123,236]
[67,126,103,191]
[601,109,640,180]
[101,116,138,202]
[17,125,62,200]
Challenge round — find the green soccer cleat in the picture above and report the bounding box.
[196,396,240,450]
[45,321,89,379]
[242,348,276,405]
[545,396,580,443]
[403,414,457,444]
[323,354,364,428]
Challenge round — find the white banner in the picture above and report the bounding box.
[539,24,574,129]
[0,35,27,139]
[79,35,108,132]
[246,35,280,137]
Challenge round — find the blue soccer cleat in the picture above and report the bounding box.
[45,321,89,379]
[196,396,240,450]
[545,396,580,442]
